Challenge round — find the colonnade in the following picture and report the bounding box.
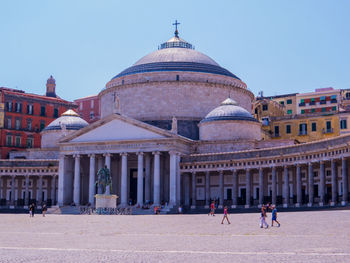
[0,175,57,207]
[58,151,181,207]
[186,158,349,208]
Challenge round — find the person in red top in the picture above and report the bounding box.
[208,201,216,216]
[221,206,231,224]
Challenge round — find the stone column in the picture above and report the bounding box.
[191,171,196,208]
[88,154,96,206]
[319,161,325,206]
[296,164,301,207]
[137,152,144,206]
[38,175,43,205]
[272,167,277,205]
[119,153,128,207]
[58,155,66,206]
[73,154,81,205]
[152,152,160,206]
[258,168,263,207]
[51,176,56,206]
[245,169,251,208]
[104,153,111,170]
[331,159,337,206]
[205,171,210,208]
[219,170,224,208]
[25,175,30,207]
[232,170,237,208]
[342,157,348,205]
[283,166,289,207]
[308,162,314,207]
[169,151,177,206]
[176,154,181,205]
[10,176,15,207]
[145,154,151,203]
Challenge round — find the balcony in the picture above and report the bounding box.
[299,102,305,107]
[322,128,334,134]
[309,101,316,106]
[320,100,326,105]
[331,99,337,103]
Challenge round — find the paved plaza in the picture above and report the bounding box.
[0,210,350,262]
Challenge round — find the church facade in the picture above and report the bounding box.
[0,29,349,211]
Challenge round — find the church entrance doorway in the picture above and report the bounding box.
[129,169,137,205]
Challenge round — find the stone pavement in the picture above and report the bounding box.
[0,210,350,262]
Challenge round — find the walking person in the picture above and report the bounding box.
[260,204,269,228]
[271,205,281,227]
[30,203,36,217]
[42,203,47,217]
[221,206,231,224]
[29,203,33,217]
[208,201,216,216]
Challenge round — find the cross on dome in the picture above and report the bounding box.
[173,20,180,37]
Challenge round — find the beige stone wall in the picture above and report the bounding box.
[41,130,76,148]
[100,71,253,120]
[199,120,261,141]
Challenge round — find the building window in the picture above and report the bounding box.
[6,135,12,146]
[287,99,292,104]
[311,108,315,113]
[346,92,350,99]
[90,111,94,120]
[274,126,280,137]
[27,119,32,131]
[27,104,33,115]
[26,138,33,148]
[54,108,59,118]
[340,119,347,129]
[299,123,307,135]
[6,101,13,112]
[40,106,46,117]
[332,106,337,111]
[287,109,292,114]
[15,102,22,113]
[311,122,317,132]
[331,95,337,103]
[176,75,180,81]
[6,117,12,129]
[15,136,21,147]
[310,98,315,105]
[321,107,326,112]
[262,104,268,111]
[40,120,45,131]
[91,100,94,109]
[15,118,21,130]
[301,109,305,114]
[80,102,83,110]
[280,101,284,105]
[326,121,332,132]
[286,124,291,134]
[320,96,326,104]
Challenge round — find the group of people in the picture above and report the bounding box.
[29,203,47,217]
[208,201,281,227]
[260,203,281,228]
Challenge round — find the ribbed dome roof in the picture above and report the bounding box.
[201,98,257,123]
[111,35,240,80]
[43,109,88,131]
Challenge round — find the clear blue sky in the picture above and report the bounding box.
[1,0,349,101]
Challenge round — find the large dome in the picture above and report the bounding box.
[111,36,240,80]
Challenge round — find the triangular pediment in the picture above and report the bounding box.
[65,114,170,143]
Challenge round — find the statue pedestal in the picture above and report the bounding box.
[95,194,118,208]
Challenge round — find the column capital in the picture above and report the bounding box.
[169,150,180,156]
[320,160,325,165]
[259,167,263,172]
[88,153,95,158]
[231,169,237,173]
[245,168,251,172]
[120,152,128,157]
[152,151,161,156]
[136,152,144,156]
[191,170,196,175]
[73,154,80,158]
[103,153,111,157]
[342,156,346,161]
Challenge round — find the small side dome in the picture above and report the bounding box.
[41,110,88,148]
[201,98,257,123]
[199,98,261,141]
[43,109,88,131]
